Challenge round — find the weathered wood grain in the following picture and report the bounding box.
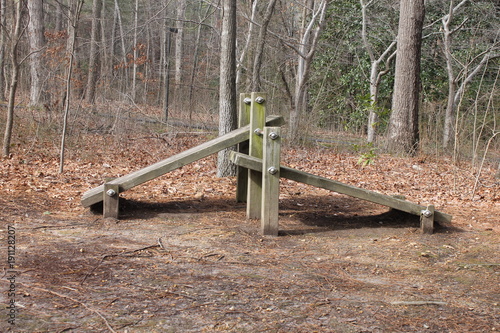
[261,127,281,236]
[229,152,452,223]
[81,115,284,208]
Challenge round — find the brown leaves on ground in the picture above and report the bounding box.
[0,126,499,332]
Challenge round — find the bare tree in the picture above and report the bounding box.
[217,0,238,177]
[288,0,328,143]
[174,0,186,86]
[386,0,425,155]
[441,0,500,149]
[131,0,139,102]
[60,0,84,173]
[251,0,278,92]
[27,0,46,106]
[236,0,258,91]
[85,0,102,104]
[360,0,396,143]
[0,0,6,100]
[3,0,25,157]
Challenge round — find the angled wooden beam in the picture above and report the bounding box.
[81,115,284,208]
[229,152,452,224]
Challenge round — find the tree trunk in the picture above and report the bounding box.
[386,0,425,156]
[236,0,258,91]
[3,0,24,157]
[174,0,186,86]
[0,0,6,100]
[60,0,83,173]
[55,0,63,31]
[85,0,102,104]
[113,0,128,96]
[27,0,46,106]
[251,0,277,92]
[162,16,174,122]
[99,0,110,97]
[189,2,212,121]
[288,0,328,143]
[361,0,396,143]
[131,0,139,102]
[217,0,238,177]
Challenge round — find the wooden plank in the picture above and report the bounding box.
[229,152,452,223]
[236,93,251,202]
[261,127,281,236]
[247,93,266,219]
[420,205,434,234]
[103,183,119,218]
[82,115,284,207]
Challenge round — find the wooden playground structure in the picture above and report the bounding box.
[82,93,452,235]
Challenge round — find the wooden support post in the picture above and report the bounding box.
[262,127,281,236]
[247,92,266,219]
[420,205,434,234]
[103,183,120,218]
[236,93,251,202]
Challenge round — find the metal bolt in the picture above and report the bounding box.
[106,189,117,197]
[244,97,252,105]
[255,96,265,104]
[269,132,279,140]
[268,166,278,175]
[254,128,264,136]
[421,209,432,218]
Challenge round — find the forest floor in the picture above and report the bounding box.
[0,111,499,332]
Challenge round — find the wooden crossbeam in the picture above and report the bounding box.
[229,152,452,224]
[81,115,285,208]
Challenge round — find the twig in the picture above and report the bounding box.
[116,316,144,330]
[21,284,116,333]
[30,223,87,230]
[391,301,447,306]
[80,244,161,285]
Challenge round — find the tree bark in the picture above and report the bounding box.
[60,0,84,173]
[131,0,139,102]
[251,0,277,92]
[174,0,186,86]
[85,0,102,104]
[3,0,24,157]
[236,0,258,91]
[386,0,425,156]
[217,0,238,177]
[0,0,6,100]
[361,0,396,143]
[27,0,46,106]
[288,0,328,143]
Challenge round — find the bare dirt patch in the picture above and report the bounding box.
[1,129,499,332]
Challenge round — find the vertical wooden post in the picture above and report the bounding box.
[236,93,251,202]
[262,127,281,236]
[103,183,120,218]
[420,205,434,234]
[247,92,266,219]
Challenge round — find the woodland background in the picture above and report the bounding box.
[0,0,498,171]
[1,1,499,331]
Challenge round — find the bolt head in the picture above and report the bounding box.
[269,132,279,140]
[243,98,252,105]
[268,166,278,175]
[255,96,265,104]
[106,189,117,197]
[421,209,432,218]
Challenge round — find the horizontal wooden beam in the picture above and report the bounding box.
[229,152,452,223]
[82,116,285,207]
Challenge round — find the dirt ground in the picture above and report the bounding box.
[1,129,499,332]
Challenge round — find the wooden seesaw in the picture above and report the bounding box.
[82,92,452,235]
